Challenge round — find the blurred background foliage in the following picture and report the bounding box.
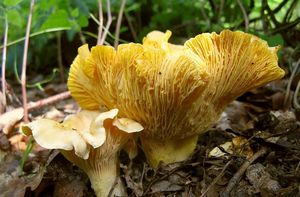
[0,0,300,81]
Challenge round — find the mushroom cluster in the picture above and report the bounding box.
[68,30,284,167]
[21,109,143,196]
[21,29,284,196]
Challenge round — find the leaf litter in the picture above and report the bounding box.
[0,72,300,197]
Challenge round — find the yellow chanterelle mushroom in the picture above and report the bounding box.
[67,30,284,168]
[21,109,143,197]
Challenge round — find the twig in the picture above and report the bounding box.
[27,91,70,111]
[89,14,129,43]
[283,0,298,23]
[261,0,268,33]
[238,0,287,27]
[100,0,112,45]
[236,0,249,31]
[0,91,71,135]
[263,0,280,26]
[1,15,8,113]
[21,0,35,123]
[108,177,120,197]
[56,32,65,83]
[293,78,300,109]
[200,159,233,197]
[78,30,86,44]
[221,147,268,197]
[200,6,210,28]
[0,27,71,50]
[274,0,289,13]
[125,13,138,42]
[271,17,300,34]
[2,91,70,113]
[97,0,103,45]
[114,0,126,48]
[284,57,300,107]
[217,0,224,25]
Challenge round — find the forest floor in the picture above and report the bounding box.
[0,66,300,197]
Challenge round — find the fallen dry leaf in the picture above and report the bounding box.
[232,137,253,159]
[151,180,182,193]
[44,107,64,121]
[0,154,42,196]
[53,177,86,197]
[9,134,27,151]
[246,163,281,194]
[216,101,256,132]
[0,108,23,135]
[0,132,10,151]
[209,137,253,159]
[208,141,233,158]
[0,150,58,197]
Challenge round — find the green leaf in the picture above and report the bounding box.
[71,8,79,18]
[78,15,88,27]
[125,2,141,12]
[7,10,22,27]
[261,34,284,47]
[40,10,73,30]
[3,0,23,6]
[39,0,56,11]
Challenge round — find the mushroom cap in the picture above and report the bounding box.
[21,109,143,159]
[113,118,144,133]
[21,110,99,159]
[68,34,209,140]
[67,30,284,141]
[184,30,285,105]
[143,30,184,52]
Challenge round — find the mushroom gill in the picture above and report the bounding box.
[67,30,284,167]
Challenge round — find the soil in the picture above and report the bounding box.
[0,74,300,197]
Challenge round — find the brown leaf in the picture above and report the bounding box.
[0,151,58,197]
[151,180,182,193]
[53,177,86,197]
[0,153,42,197]
[0,108,23,135]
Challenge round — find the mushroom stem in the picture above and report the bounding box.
[86,158,126,197]
[141,135,198,168]
[62,150,126,197]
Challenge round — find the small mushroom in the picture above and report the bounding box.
[21,109,143,197]
[143,30,184,52]
[67,30,284,168]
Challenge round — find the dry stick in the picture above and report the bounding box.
[100,0,112,45]
[56,32,65,83]
[21,0,35,123]
[236,0,249,32]
[200,6,210,28]
[261,0,268,33]
[27,91,70,111]
[285,58,300,107]
[0,27,71,50]
[0,91,70,135]
[97,0,104,45]
[125,13,137,42]
[217,0,224,25]
[1,16,8,113]
[293,75,300,109]
[114,0,126,48]
[7,91,70,113]
[221,147,268,197]
[200,159,233,197]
